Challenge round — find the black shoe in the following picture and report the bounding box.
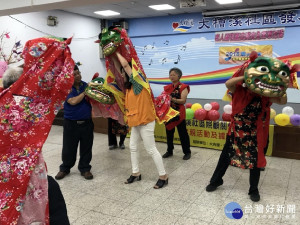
[162,152,173,158]
[109,145,118,150]
[183,153,191,160]
[249,192,260,202]
[154,178,168,189]
[125,174,141,184]
[119,144,125,149]
[206,180,223,192]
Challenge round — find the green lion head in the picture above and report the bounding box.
[244,56,291,97]
[85,77,115,104]
[100,27,122,56]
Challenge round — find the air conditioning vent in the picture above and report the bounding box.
[180,0,206,8]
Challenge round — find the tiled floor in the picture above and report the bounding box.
[44,125,300,225]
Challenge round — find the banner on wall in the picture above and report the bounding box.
[153,120,274,156]
[215,27,285,43]
[219,45,273,64]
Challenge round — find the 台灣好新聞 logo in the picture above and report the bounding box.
[224,202,243,219]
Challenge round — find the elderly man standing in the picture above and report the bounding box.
[55,65,94,180]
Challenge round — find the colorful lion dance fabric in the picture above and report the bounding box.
[226,51,300,168]
[96,27,178,124]
[0,37,74,225]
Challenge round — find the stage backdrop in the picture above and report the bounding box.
[123,10,300,103]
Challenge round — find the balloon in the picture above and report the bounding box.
[194,109,207,120]
[274,113,290,126]
[210,102,220,111]
[290,114,300,126]
[204,114,210,120]
[204,103,212,111]
[270,108,276,120]
[186,108,194,120]
[191,103,202,112]
[282,106,294,117]
[208,110,220,121]
[223,104,232,114]
[222,113,231,121]
[185,103,192,108]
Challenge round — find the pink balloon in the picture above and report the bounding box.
[185,103,192,108]
[194,109,207,120]
[208,110,220,121]
[210,102,220,111]
[222,112,231,121]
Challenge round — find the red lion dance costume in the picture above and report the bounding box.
[0,37,74,224]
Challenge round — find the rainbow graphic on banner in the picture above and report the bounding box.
[148,53,300,85]
[173,25,192,32]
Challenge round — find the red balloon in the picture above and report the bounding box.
[194,109,207,120]
[185,103,192,108]
[222,112,231,121]
[210,102,220,111]
[204,113,210,120]
[208,110,220,121]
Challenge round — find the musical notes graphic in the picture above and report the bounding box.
[161,58,167,64]
[148,59,153,66]
[174,55,181,64]
[163,40,169,45]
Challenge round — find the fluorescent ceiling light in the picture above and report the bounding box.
[215,0,242,4]
[94,10,120,16]
[149,4,175,10]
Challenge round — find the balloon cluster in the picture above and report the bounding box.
[185,102,223,121]
[272,106,300,126]
[186,102,300,127]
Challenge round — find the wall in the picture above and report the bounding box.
[0,10,106,82]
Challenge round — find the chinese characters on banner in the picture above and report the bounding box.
[219,45,273,64]
[199,11,298,30]
[154,120,274,155]
[172,11,299,33]
[215,27,284,43]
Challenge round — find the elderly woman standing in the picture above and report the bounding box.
[162,68,191,160]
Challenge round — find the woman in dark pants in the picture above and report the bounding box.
[162,67,191,160]
[206,74,287,202]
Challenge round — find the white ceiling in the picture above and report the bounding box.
[1,0,300,19]
[62,0,300,19]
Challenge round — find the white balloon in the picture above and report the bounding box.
[223,104,232,114]
[204,103,212,111]
[282,106,294,117]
